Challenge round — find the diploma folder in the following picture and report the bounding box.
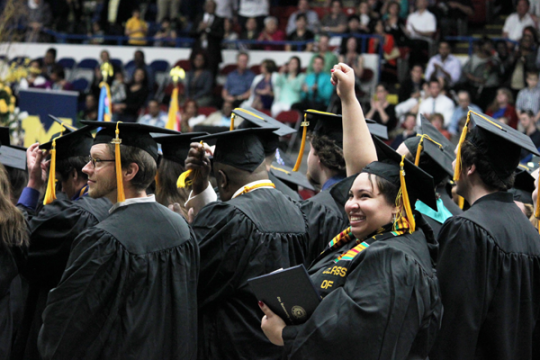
[248,265,321,325]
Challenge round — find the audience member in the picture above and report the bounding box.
[80,94,98,120]
[430,113,451,140]
[125,8,148,46]
[222,52,256,107]
[113,68,149,122]
[181,99,206,131]
[297,55,333,111]
[185,52,214,107]
[320,0,348,33]
[239,17,259,49]
[88,22,105,45]
[516,71,540,118]
[110,72,127,117]
[191,0,224,79]
[486,87,519,128]
[345,15,366,36]
[243,59,278,110]
[55,0,83,34]
[286,14,315,51]
[367,0,383,17]
[154,17,177,47]
[339,37,373,85]
[99,0,134,36]
[257,16,285,51]
[405,0,437,65]
[286,0,320,35]
[200,99,235,127]
[425,41,462,88]
[41,48,57,77]
[440,0,474,37]
[384,1,408,46]
[308,34,339,73]
[138,99,168,127]
[507,35,538,96]
[503,0,535,42]
[391,112,417,149]
[215,0,236,19]
[381,0,409,19]
[398,64,425,102]
[449,90,482,135]
[358,2,372,32]
[238,0,269,31]
[368,19,399,83]
[25,0,52,42]
[519,109,540,161]
[365,83,398,130]
[271,56,306,116]
[49,65,74,91]
[157,0,181,23]
[125,50,155,91]
[19,60,47,90]
[416,79,456,128]
[223,18,239,49]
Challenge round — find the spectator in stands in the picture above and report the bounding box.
[113,68,149,123]
[49,65,74,91]
[358,2,372,32]
[460,38,501,110]
[41,48,57,77]
[496,40,514,78]
[222,52,256,107]
[367,0,383,18]
[286,0,320,35]
[181,99,206,131]
[339,37,373,85]
[425,41,462,88]
[440,0,475,37]
[239,17,259,49]
[215,0,236,20]
[297,55,333,111]
[430,113,451,140]
[243,59,278,111]
[191,0,224,79]
[99,0,134,36]
[507,34,538,97]
[416,79,456,128]
[138,99,168,127]
[368,19,399,83]
[125,8,148,46]
[519,109,540,160]
[223,19,239,49]
[99,50,117,81]
[345,15,366,36]
[154,17,177,47]
[516,71,540,119]
[257,16,285,51]
[157,0,181,23]
[271,56,306,117]
[25,0,52,42]
[200,99,234,127]
[391,112,417,149]
[110,72,127,115]
[286,14,315,51]
[503,0,535,42]
[486,87,519,129]
[365,83,398,130]
[383,1,408,46]
[321,0,348,33]
[125,50,155,92]
[80,94,98,121]
[19,60,47,90]
[405,0,437,66]
[308,34,339,73]
[55,0,83,35]
[398,64,424,102]
[185,52,214,107]
[448,90,481,135]
[238,0,269,31]
[88,22,105,45]
[381,0,408,21]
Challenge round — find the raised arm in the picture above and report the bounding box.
[331,63,377,176]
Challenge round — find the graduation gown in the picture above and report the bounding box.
[431,192,540,360]
[13,195,111,360]
[300,175,355,265]
[269,171,301,201]
[38,201,199,360]
[193,188,309,360]
[282,213,442,360]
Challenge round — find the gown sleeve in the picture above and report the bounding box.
[282,243,432,360]
[430,217,496,360]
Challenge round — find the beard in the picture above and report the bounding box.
[88,176,117,200]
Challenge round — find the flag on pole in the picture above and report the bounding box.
[166,66,186,131]
[97,63,114,122]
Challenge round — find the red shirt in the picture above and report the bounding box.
[257,30,285,51]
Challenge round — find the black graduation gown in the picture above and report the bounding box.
[12,196,111,360]
[269,171,302,201]
[431,192,540,360]
[0,243,25,359]
[282,214,442,360]
[37,202,199,360]
[193,188,309,360]
[300,175,355,266]
[436,184,463,216]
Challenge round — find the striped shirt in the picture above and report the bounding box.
[516,86,540,114]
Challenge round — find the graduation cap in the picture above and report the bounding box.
[152,132,209,166]
[0,144,26,170]
[80,121,180,203]
[234,107,296,156]
[363,137,436,233]
[509,164,535,204]
[49,114,79,134]
[404,115,456,185]
[270,161,315,191]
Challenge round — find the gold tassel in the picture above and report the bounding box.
[458,196,465,210]
[292,113,309,172]
[230,113,235,131]
[454,112,471,181]
[414,136,424,166]
[43,138,58,205]
[399,155,415,233]
[112,122,125,203]
[177,169,193,188]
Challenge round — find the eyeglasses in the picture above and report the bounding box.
[87,155,115,168]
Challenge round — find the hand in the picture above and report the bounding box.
[168,203,195,223]
[26,143,48,190]
[185,142,212,195]
[311,83,318,91]
[259,301,286,346]
[279,64,288,74]
[331,63,356,101]
[302,84,308,92]
[434,63,441,69]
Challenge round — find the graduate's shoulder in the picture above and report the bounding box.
[71,196,112,221]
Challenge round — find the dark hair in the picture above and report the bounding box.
[289,56,302,75]
[460,140,514,191]
[366,173,399,207]
[429,78,440,86]
[5,167,28,204]
[331,0,342,6]
[314,55,325,64]
[56,156,89,183]
[106,144,157,191]
[296,13,307,22]
[52,64,65,80]
[376,82,388,92]
[348,14,360,22]
[0,164,28,247]
[262,59,278,73]
[311,134,346,175]
[162,16,171,23]
[523,109,535,118]
[46,48,57,58]
[411,63,424,72]
[131,66,148,88]
[155,158,189,216]
[526,71,539,78]
[237,51,249,60]
[190,51,208,70]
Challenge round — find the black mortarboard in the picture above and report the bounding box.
[0,144,26,170]
[40,126,94,160]
[49,114,79,134]
[152,132,209,166]
[363,137,437,211]
[0,126,10,146]
[80,121,179,162]
[193,128,278,172]
[510,164,535,204]
[404,115,456,185]
[270,162,315,191]
[455,109,540,180]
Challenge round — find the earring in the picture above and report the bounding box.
[392,213,396,223]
